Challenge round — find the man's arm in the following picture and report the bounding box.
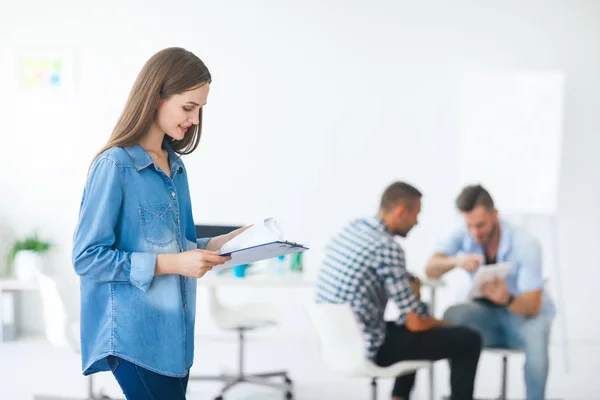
[481,278,542,317]
[375,244,445,332]
[425,252,461,278]
[509,290,542,316]
[425,228,468,278]
[426,252,484,278]
[512,238,544,316]
[481,238,544,317]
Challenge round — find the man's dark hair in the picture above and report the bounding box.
[380,182,422,212]
[455,184,495,212]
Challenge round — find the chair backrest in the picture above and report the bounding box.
[206,286,226,318]
[205,286,279,330]
[305,302,368,375]
[36,272,71,349]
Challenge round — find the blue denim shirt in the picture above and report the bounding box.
[72,142,209,377]
[435,219,556,317]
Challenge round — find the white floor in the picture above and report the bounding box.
[1,334,599,400]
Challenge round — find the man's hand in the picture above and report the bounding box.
[456,254,484,272]
[481,276,511,305]
[405,313,447,332]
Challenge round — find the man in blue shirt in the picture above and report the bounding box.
[426,184,555,400]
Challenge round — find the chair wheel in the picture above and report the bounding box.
[285,392,293,399]
[214,396,223,400]
[284,376,293,385]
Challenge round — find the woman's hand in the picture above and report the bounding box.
[177,250,231,278]
[157,250,231,278]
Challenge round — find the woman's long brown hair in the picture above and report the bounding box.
[92,47,212,164]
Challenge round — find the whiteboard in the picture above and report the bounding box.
[458,71,565,215]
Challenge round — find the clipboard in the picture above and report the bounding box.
[213,240,309,272]
[467,262,512,299]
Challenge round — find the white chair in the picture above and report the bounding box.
[34,272,112,400]
[189,287,293,400]
[484,348,523,400]
[306,302,431,400]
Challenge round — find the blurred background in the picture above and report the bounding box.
[0,0,599,399]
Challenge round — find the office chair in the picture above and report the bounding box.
[189,287,293,400]
[306,302,431,400]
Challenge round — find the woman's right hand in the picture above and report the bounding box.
[176,250,231,279]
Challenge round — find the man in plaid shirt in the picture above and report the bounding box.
[315,182,482,400]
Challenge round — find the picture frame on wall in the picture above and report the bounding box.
[16,48,76,94]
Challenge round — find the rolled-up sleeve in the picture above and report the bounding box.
[196,237,210,250]
[72,156,156,292]
[517,239,544,293]
[435,227,466,256]
[375,243,429,323]
[130,252,158,291]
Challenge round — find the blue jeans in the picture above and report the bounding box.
[106,356,189,400]
[444,301,553,400]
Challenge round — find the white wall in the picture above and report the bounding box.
[1,0,599,353]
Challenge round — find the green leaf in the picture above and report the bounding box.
[7,234,53,268]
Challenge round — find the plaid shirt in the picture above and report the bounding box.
[315,216,429,359]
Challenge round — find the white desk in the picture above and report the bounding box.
[200,273,314,288]
[201,273,443,291]
[0,279,39,291]
[0,279,39,342]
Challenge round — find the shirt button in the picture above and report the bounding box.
[184,303,187,309]
[177,218,180,225]
[171,192,176,198]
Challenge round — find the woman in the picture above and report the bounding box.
[73,47,245,399]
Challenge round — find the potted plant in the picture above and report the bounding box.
[8,235,52,280]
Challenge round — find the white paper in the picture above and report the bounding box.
[219,217,283,254]
[212,217,307,272]
[468,262,512,299]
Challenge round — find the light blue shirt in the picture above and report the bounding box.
[436,220,555,316]
[72,142,209,377]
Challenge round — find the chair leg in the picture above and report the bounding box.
[250,370,289,378]
[498,355,508,400]
[238,329,244,375]
[220,377,244,395]
[371,377,377,400]
[88,375,94,399]
[188,328,293,398]
[244,376,290,391]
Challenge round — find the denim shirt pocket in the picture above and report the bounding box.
[139,203,176,246]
